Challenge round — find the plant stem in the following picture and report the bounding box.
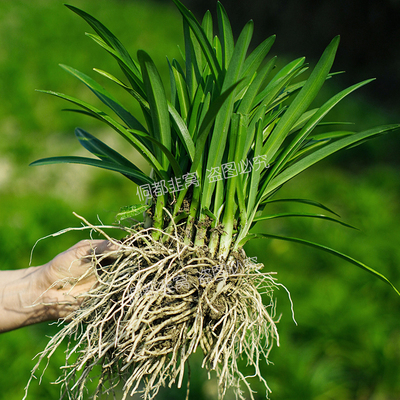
[194,209,207,247]
[208,179,224,257]
[218,181,237,259]
[184,186,200,245]
[152,194,165,240]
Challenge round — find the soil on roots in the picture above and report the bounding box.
[26,223,280,400]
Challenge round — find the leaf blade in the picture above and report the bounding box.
[253,212,357,229]
[262,36,340,164]
[252,232,400,296]
[266,124,400,195]
[30,156,153,185]
[138,50,172,170]
[60,64,147,132]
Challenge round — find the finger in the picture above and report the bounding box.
[70,240,120,267]
[92,240,120,256]
[66,240,104,264]
[72,240,116,255]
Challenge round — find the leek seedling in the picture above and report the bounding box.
[26,1,399,399]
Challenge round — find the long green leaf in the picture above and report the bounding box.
[172,0,221,86]
[191,81,241,173]
[138,50,171,170]
[171,60,190,121]
[168,58,178,109]
[217,2,234,69]
[265,124,400,196]
[288,109,318,134]
[60,64,147,132]
[201,21,254,208]
[183,18,202,99]
[262,198,340,216]
[309,130,354,141]
[233,35,276,99]
[237,56,276,115]
[61,108,101,120]
[262,36,340,165]
[253,212,357,229]
[253,64,305,119]
[268,79,374,182]
[251,233,400,296]
[242,35,276,80]
[30,156,153,185]
[202,10,213,45]
[65,4,144,92]
[37,90,164,176]
[75,128,141,170]
[286,140,332,164]
[231,113,248,224]
[254,57,305,106]
[168,82,240,224]
[128,129,182,178]
[247,119,264,218]
[167,103,195,161]
[187,74,213,138]
[85,33,145,96]
[93,67,150,112]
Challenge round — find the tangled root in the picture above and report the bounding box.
[25,216,282,400]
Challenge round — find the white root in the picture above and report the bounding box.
[24,214,285,400]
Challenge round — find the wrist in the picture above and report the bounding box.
[17,265,64,325]
[0,266,48,332]
[35,262,83,320]
[0,265,73,333]
[31,264,66,321]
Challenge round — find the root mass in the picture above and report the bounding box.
[25,222,280,400]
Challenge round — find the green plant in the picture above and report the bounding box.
[26,1,399,399]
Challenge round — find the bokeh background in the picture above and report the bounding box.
[0,0,399,399]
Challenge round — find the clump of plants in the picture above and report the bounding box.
[25,1,399,399]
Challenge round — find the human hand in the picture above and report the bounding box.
[0,240,117,333]
[40,240,116,317]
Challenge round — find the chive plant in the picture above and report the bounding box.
[27,1,399,399]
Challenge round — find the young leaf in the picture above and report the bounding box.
[201,21,254,208]
[172,0,222,86]
[171,60,190,121]
[85,33,145,96]
[168,104,195,161]
[191,81,242,174]
[241,35,276,79]
[237,56,276,115]
[116,204,150,222]
[93,67,150,113]
[217,2,234,69]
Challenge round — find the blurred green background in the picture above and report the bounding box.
[0,1,399,399]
